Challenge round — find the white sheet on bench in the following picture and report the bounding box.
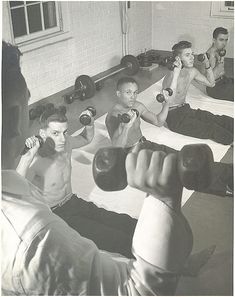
[71,78,233,219]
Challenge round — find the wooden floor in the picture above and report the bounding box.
[28,57,234,296]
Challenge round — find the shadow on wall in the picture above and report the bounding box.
[109,55,121,68]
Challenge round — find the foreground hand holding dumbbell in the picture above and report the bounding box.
[79,106,96,125]
[93,144,214,195]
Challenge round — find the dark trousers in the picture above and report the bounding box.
[206,76,234,102]
[53,195,137,258]
[166,104,233,145]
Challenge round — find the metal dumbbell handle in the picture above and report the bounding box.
[219,49,226,57]
[79,107,96,126]
[21,135,43,155]
[118,109,139,123]
[197,52,210,62]
[156,88,173,103]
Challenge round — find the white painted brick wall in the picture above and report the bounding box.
[152,1,234,57]
[2,1,152,104]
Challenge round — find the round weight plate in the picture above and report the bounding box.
[121,55,140,76]
[75,75,96,99]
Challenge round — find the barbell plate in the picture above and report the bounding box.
[121,55,140,76]
[75,75,96,99]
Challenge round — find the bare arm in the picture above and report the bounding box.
[161,57,182,103]
[209,52,225,79]
[194,54,215,87]
[70,121,94,149]
[140,101,170,127]
[16,136,40,178]
[105,112,137,147]
[193,67,215,87]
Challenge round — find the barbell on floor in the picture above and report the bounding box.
[64,54,140,104]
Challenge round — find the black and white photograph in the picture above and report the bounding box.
[1,0,234,295]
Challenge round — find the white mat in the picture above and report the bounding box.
[71,78,233,218]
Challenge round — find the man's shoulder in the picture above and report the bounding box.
[207,46,216,57]
[107,105,122,117]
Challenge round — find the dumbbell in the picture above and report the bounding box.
[93,143,214,192]
[45,103,55,113]
[197,52,210,62]
[118,109,139,123]
[79,106,96,126]
[162,56,177,71]
[21,135,43,155]
[156,88,173,103]
[219,49,226,57]
[57,105,67,115]
[29,105,46,121]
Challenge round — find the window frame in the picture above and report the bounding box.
[9,1,61,44]
[6,1,72,53]
[210,1,234,18]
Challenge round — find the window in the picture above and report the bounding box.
[9,1,61,43]
[223,1,234,11]
[211,1,234,18]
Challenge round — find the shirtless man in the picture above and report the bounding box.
[106,76,233,197]
[205,27,233,101]
[161,40,233,145]
[105,76,175,154]
[16,107,138,258]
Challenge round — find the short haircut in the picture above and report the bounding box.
[213,27,228,39]
[39,107,67,128]
[172,41,192,57]
[117,77,138,90]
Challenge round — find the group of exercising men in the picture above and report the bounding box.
[1,26,233,295]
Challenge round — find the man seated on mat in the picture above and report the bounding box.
[16,106,139,259]
[160,40,233,145]
[203,27,233,101]
[106,76,233,197]
[2,40,193,296]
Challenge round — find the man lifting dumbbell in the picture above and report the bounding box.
[16,104,140,258]
[158,40,233,145]
[107,76,233,197]
[105,77,173,152]
[202,27,233,101]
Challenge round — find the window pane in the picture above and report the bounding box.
[26,1,40,4]
[27,4,42,33]
[10,1,24,8]
[11,7,27,37]
[225,1,234,7]
[43,2,57,29]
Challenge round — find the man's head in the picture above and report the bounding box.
[172,41,194,68]
[116,77,139,108]
[2,41,29,169]
[212,27,228,50]
[39,108,68,153]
